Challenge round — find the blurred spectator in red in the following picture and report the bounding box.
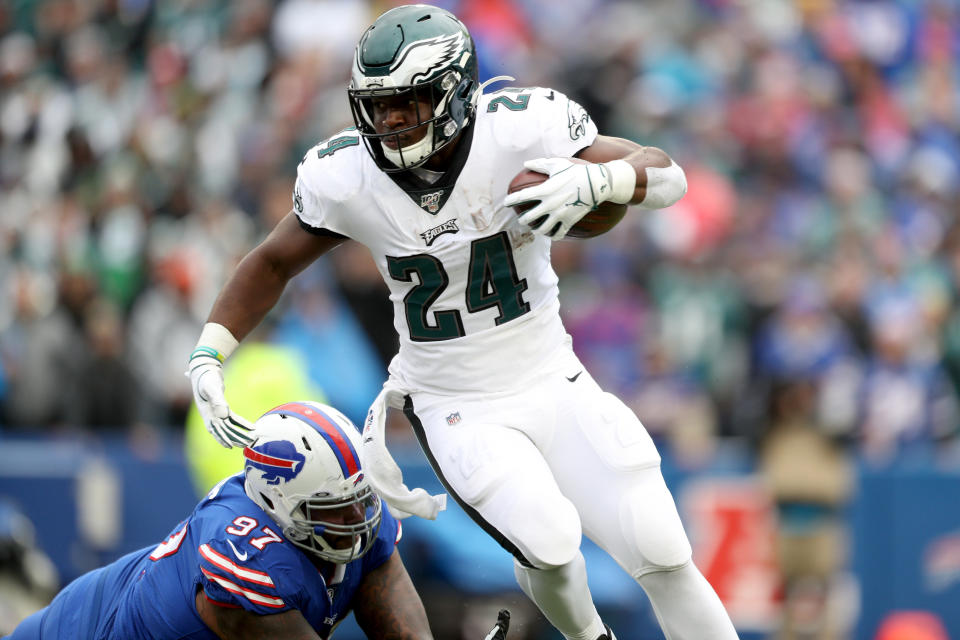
[875,611,949,640]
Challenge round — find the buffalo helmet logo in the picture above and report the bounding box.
[244,441,306,485]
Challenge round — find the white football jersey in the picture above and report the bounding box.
[294,87,598,393]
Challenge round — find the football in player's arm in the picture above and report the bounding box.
[188,5,737,640]
[3,402,510,640]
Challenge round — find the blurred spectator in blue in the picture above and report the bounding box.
[629,334,720,469]
[562,245,650,397]
[326,240,398,369]
[857,294,959,463]
[270,262,386,427]
[755,277,857,384]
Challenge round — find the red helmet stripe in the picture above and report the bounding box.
[243,447,297,469]
[265,403,361,477]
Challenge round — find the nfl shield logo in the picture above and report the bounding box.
[420,191,442,213]
[446,412,461,425]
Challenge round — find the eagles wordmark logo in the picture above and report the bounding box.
[420,219,459,246]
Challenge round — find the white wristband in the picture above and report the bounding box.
[194,322,239,362]
[603,159,637,204]
[639,160,687,209]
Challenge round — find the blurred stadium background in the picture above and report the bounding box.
[1,0,959,638]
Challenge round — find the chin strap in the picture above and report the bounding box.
[472,75,516,107]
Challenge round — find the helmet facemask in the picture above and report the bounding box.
[349,70,469,172]
[283,482,382,564]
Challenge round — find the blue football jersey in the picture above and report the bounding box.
[11,474,399,640]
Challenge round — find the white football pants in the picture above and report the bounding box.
[404,349,738,638]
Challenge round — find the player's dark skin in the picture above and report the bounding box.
[195,548,432,640]
[206,93,673,344]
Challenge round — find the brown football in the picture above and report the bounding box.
[507,157,629,238]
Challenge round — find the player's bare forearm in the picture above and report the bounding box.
[352,550,433,639]
[195,591,321,640]
[207,211,344,341]
[576,135,675,205]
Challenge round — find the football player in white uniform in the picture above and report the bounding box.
[188,5,738,640]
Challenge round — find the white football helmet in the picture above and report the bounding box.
[243,401,382,564]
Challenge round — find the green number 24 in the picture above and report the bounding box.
[386,232,530,341]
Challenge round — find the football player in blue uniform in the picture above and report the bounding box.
[188,4,738,640]
[3,401,510,640]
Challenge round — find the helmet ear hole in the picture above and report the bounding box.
[260,493,275,511]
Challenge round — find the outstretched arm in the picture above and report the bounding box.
[188,211,344,447]
[352,549,433,640]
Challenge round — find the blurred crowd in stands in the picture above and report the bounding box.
[3,0,958,461]
[2,0,959,636]
[0,0,960,465]
[2,0,959,451]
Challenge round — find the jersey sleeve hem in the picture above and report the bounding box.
[571,139,595,158]
[202,591,242,609]
[296,215,350,239]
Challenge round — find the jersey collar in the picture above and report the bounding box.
[384,122,475,215]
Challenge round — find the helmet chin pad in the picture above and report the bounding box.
[382,123,434,168]
[310,527,364,564]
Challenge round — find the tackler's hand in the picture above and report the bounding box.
[482,609,511,640]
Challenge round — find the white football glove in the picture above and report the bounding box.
[188,346,255,448]
[504,157,634,240]
[483,609,510,640]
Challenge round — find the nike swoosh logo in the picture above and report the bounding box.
[566,371,582,383]
[227,539,248,561]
